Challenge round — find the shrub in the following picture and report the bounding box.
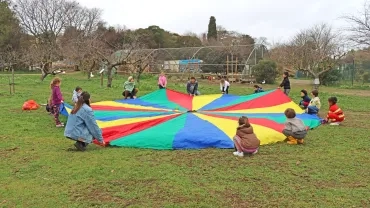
[320,69,342,86]
[363,72,370,83]
[252,60,279,84]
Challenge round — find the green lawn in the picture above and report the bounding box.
[0,73,369,208]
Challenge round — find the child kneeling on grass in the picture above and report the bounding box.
[322,97,345,125]
[299,89,311,109]
[72,86,82,104]
[233,116,260,157]
[254,85,264,93]
[283,108,307,145]
[123,76,139,99]
[306,90,321,115]
[64,92,105,151]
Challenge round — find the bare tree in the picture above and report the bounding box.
[74,26,149,87]
[13,0,102,80]
[273,24,346,81]
[342,1,370,46]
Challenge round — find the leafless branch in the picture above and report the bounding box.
[342,1,370,47]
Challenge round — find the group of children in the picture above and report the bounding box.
[232,99,345,157]
[47,77,104,151]
[231,72,346,157]
[47,71,345,154]
[299,89,345,125]
[48,77,84,128]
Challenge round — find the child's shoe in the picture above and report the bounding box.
[74,142,86,151]
[287,138,298,145]
[297,139,304,144]
[237,152,244,157]
[252,149,258,155]
[56,123,64,128]
[287,136,295,141]
[330,122,340,126]
[233,151,239,156]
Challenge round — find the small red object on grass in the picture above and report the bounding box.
[22,100,40,111]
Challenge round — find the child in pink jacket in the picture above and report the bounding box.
[158,72,167,89]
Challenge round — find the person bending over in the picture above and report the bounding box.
[187,77,200,96]
[64,92,105,151]
[220,79,230,94]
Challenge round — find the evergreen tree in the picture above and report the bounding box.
[0,0,19,48]
[207,16,217,41]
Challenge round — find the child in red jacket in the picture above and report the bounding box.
[322,97,345,125]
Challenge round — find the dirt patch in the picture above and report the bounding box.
[71,179,192,207]
[207,187,264,208]
[335,111,370,129]
[323,88,370,97]
[0,146,19,157]
[314,181,368,189]
[71,182,134,206]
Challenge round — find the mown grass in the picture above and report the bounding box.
[0,73,369,208]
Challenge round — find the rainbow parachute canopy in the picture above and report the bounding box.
[61,89,321,150]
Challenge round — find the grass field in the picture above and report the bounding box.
[0,73,369,208]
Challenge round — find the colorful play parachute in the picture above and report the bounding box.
[61,89,321,150]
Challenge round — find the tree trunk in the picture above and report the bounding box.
[88,60,96,80]
[40,63,50,81]
[313,74,320,90]
[11,66,15,93]
[136,71,142,84]
[107,64,113,88]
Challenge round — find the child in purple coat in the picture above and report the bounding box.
[50,77,64,127]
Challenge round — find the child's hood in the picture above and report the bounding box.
[124,81,135,85]
[237,124,254,134]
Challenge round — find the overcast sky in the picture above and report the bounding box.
[77,0,364,43]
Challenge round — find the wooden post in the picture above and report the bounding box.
[11,67,15,93]
[231,54,234,82]
[9,77,12,95]
[235,56,238,81]
[226,55,229,76]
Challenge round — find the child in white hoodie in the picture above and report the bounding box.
[72,86,82,104]
[220,79,230,94]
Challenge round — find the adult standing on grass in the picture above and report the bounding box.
[123,76,139,99]
[64,92,105,151]
[278,72,291,95]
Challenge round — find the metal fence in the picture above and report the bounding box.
[112,44,266,74]
[295,62,370,87]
